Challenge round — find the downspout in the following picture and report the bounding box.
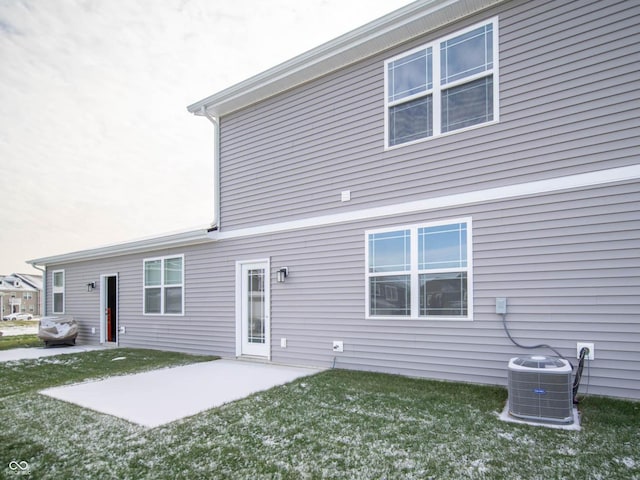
[200,106,221,232]
[29,263,46,317]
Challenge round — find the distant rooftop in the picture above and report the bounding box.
[0,273,43,291]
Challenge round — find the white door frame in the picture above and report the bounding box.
[235,259,271,359]
[99,273,118,344]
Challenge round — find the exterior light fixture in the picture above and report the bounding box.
[87,282,96,292]
[277,267,289,283]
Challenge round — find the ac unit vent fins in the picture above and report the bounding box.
[508,355,573,425]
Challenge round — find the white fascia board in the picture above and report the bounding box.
[187,0,505,117]
[210,165,640,241]
[28,229,212,267]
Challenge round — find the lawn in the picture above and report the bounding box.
[0,320,41,350]
[0,333,42,350]
[0,319,39,328]
[2,349,639,479]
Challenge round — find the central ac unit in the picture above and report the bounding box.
[508,355,573,424]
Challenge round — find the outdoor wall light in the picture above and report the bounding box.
[87,281,96,292]
[277,267,289,283]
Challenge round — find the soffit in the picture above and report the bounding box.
[187,0,505,117]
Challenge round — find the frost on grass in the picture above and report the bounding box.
[2,394,145,479]
[3,356,81,369]
[617,457,636,469]
[2,368,639,479]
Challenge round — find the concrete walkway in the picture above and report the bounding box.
[40,359,321,428]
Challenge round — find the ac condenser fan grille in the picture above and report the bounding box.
[508,355,573,424]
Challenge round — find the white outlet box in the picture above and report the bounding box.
[280,338,287,348]
[91,327,96,334]
[333,340,344,352]
[341,190,351,202]
[577,342,595,360]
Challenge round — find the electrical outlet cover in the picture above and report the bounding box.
[576,342,594,360]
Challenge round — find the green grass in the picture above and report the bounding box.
[1,348,217,397]
[0,334,43,350]
[0,319,41,350]
[2,351,639,479]
[2,319,39,328]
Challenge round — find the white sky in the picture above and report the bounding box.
[0,0,411,275]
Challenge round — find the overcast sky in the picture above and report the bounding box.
[1,0,411,275]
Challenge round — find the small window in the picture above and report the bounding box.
[385,18,498,148]
[52,270,65,314]
[143,255,184,315]
[366,219,472,319]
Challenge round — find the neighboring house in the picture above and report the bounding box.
[29,0,639,399]
[0,273,42,317]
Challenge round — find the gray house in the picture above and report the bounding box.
[29,0,640,400]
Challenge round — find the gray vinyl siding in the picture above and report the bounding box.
[47,180,640,399]
[39,0,639,401]
[272,181,640,399]
[44,248,232,356]
[219,0,639,231]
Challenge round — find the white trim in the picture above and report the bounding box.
[384,17,499,149]
[211,165,640,242]
[51,269,65,314]
[492,15,500,126]
[365,217,473,321]
[99,273,118,344]
[188,0,507,117]
[28,229,209,267]
[235,262,242,357]
[235,259,271,359]
[142,254,185,316]
[27,165,640,267]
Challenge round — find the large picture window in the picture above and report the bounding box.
[385,18,498,147]
[144,255,184,315]
[366,219,472,319]
[52,269,65,314]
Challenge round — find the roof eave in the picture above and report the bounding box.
[27,229,213,267]
[187,0,505,117]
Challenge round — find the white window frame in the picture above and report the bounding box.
[384,17,499,149]
[365,218,473,320]
[143,254,185,316]
[52,269,65,314]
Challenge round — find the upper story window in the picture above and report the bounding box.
[385,18,498,148]
[52,270,65,314]
[366,219,472,320]
[144,255,184,315]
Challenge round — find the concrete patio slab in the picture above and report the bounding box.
[40,359,321,428]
